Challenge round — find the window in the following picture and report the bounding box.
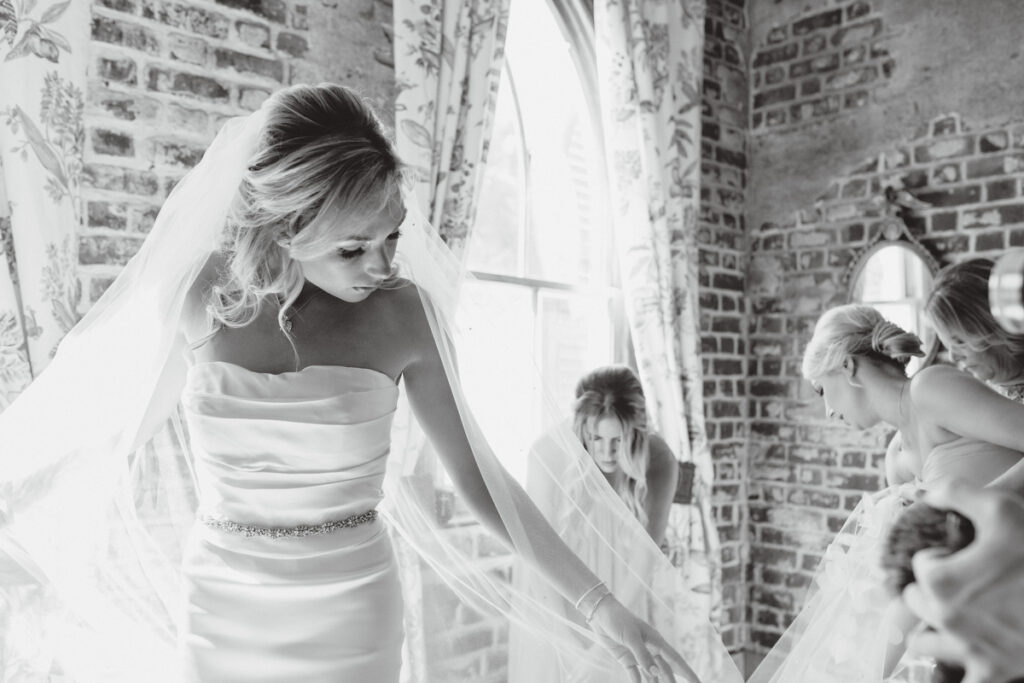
[461,0,626,481]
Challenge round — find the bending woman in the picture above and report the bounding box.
[749,304,1024,683]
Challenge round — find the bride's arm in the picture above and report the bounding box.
[398,290,699,683]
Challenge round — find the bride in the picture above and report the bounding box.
[0,83,739,682]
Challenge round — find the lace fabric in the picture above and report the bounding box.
[0,107,741,682]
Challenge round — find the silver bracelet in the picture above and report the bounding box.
[576,582,613,623]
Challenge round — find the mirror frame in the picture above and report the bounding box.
[842,215,942,369]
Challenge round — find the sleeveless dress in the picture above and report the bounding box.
[177,361,404,682]
[748,436,1024,683]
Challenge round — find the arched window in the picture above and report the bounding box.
[462,0,627,477]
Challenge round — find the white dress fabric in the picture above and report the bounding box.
[748,437,1024,683]
[178,362,403,682]
[0,109,744,683]
[507,430,743,683]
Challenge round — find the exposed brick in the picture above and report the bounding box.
[962,204,1024,228]
[147,67,230,102]
[291,5,308,30]
[95,0,136,11]
[214,48,284,80]
[238,87,272,111]
[987,179,1018,201]
[831,18,883,47]
[921,233,969,255]
[87,200,128,230]
[92,129,134,156]
[1011,229,1024,247]
[753,43,799,68]
[844,45,867,65]
[792,9,841,36]
[83,163,160,196]
[276,32,308,57]
[803,34,827,55]
[168,33,209,65]
[766,26,787,44]
[975,231,1006,251]
[91,16,160,53]
[713,272,744,291]
[89,88,159,122]
[236,20,270,49]
[930,211,957,232]
[825,66,876,90]
[213,0,286,23]
[843,90,869,109]
[980,131,1009,153]
[916,136,975,162]
[79,235,143,265]
[801,78,821,97]
[915,185,981,207]
[165,104,209,133]
[967,154,1024,178]
[141,0,230,39]
[148,139,206,168]
[96,55,137,85]
[847,1,871,20]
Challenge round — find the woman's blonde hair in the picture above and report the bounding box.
[802,304,924,380]
[572,366,650,527]
[211,83,404,332]
[926,258,1024,386]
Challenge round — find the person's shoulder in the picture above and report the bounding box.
[910,364,988,408]
[646,432,677,466]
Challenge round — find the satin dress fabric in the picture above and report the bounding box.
[177,361,404,683]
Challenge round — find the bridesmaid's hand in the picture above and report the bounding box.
[588,596,702,683]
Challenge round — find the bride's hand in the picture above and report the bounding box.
[588,596,702,683]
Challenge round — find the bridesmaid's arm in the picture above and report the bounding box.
[644,435,678,547]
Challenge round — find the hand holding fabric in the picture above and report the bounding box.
[901,480,1024,683]
[588,595,702,683]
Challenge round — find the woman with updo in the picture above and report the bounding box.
[750,304,1024,683]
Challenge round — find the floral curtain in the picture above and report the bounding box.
[393,0,509,257]
[594,0,723,623]
[0,0,87,408]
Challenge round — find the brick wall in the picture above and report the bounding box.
[747,110,1024,652]
[79,0,394,308]
[744,0,1024,658]
[700,0,750,654]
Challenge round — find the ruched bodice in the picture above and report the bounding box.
[177,362,404,683]
[921,435,1022,488]
[182,361,399,529]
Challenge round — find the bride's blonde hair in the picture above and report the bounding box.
[572,366,650,527]
[211,83,404,331]
[802,304,924,380]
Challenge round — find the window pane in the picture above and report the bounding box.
[537,290,614,411]
[505,1,608,286]
[465,68,524,277]
[457,279,537,481]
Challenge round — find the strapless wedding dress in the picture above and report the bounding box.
[177,361,404,682]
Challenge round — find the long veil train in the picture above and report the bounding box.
[0,105,742,683]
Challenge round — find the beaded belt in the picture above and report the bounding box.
[200,509,378,538]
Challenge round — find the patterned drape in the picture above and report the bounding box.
[595,0,723,623]
[0,0,88,408]
[393,0,509,257]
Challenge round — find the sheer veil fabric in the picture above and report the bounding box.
[0,105,741,682]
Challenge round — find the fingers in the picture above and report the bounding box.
[645,628,702,683]
[622,628,659,680]
[654,654,675,683]
[906,627,969,665]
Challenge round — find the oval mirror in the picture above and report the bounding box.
[848,241,938,374]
